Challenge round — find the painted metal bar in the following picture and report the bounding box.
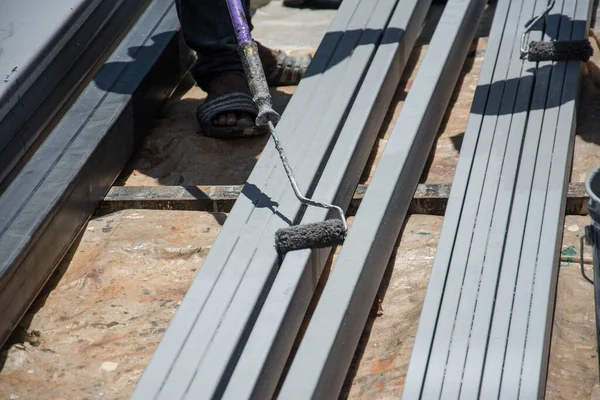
[0,0,149,186]
[402,0,520,395]
[431,0,557,396]
[498,0,591,397]
[494,5,569,392]
[474,0,572,396]
[152,2,398,399]
[0,0,192,348]
[220,2,431,399]
[421,0,541,392]
[520,0,591,395]
[277,0,488,398]
[129,1,368,398]
[432,1,558,398]
[97,182,590,216]
[460,0,568,396]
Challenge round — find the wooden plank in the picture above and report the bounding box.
[97,182,590,216]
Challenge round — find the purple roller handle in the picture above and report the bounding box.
[225,0,280,127]
[226,0,253,45]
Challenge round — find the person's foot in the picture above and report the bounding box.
[206,72,255,128]
[207,43,309,129]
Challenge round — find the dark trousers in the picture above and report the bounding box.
[175,0,253,91]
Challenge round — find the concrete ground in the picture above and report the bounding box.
[2,2,600,400]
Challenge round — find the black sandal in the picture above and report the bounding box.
[196,91,268,138]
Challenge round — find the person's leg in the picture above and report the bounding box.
[175,0,256,91]
[177,0,313,136]
[176,0,255,129]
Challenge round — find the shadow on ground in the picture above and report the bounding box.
[115,73,293,187]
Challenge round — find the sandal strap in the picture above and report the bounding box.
[196,91,258,128]
[196,91,268,138]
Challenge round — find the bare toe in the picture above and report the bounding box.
[237,113,254,127]
[226,112,237,126]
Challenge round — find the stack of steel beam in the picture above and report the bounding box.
[131,0,434,398]
[0,0,150,186]
[276,0,488,398]
[0,0,193,348]
[403,0,592,396]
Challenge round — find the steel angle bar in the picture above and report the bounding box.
[277,0,488,398]
[499,0,591,397]
[220,1,430,399]
[402,0,521,395]
[520,0,591,396]
[129,1,371,398]
[0,0,149,186]
[0,0,192,348]
[151,1,398,399]
[461,0,568,397]
[424,0,553,396]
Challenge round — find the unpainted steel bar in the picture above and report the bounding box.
[0,0,192,348]
[459,0,569,397]
[402,0,522,395]
[153,2,399,398]
[97,182,590,216]
[130,1,378,398]
[497,0,591,397]
[0,0,149,186]
[435,0,560,396]
[277,0,488,398]
[520,0,591,395]
[220,2,430,399]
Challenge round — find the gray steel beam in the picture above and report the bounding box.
[276,0,488,398]
[0,0,149,186]
[149,2,402,399]
[220,1,431,399]
[0,0,192,348]
[479,0,571,397]
[402,0,520,394]
[451,0,564,396]
[519,0,590,393]
[495,0,591,397]
[404,0,591,395]
[129,0,375,397]
[422,0,549,395]
[462,0,567,396]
